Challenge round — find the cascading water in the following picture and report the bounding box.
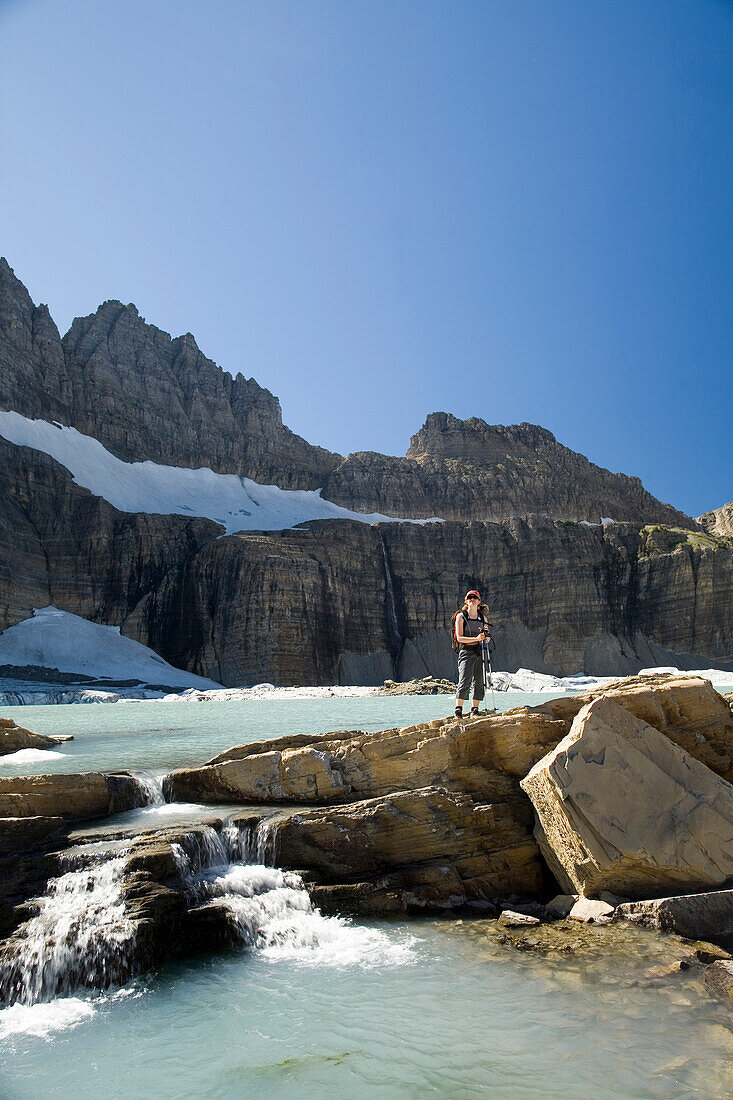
[132,771,165,806]
[379,532,403,656]
[0,854,135,1006]
[0,819,413,1013]
[175,822,413,966]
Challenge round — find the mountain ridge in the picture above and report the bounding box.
[0,258,694,527]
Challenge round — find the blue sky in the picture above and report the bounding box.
[1,0,731,517]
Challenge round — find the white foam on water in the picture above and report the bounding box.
[132,801,205,818]
[192,862,417,969]
[0,748,67,765]
[0,996,96,1040]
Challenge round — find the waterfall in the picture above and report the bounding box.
[0,820,414,1010]
[0,854,135,1007]
[227,818,277,865]
[380,532,402,656]
[134,771,165,806]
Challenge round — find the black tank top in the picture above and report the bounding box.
[458,612,485,652]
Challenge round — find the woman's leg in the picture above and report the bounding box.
[456,651,473,714]
[470,652,485,711]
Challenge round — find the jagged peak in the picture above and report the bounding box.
[407,412,558,460]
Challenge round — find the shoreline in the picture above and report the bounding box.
[0,665,732,706]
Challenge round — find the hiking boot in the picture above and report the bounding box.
[454,706,463,718]
[470,707,480,717]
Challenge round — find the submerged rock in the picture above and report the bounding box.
[703,960,733,1001]
[0,716,72,755]
[520,695,733,899]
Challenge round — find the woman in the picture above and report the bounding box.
[453,589,490,718]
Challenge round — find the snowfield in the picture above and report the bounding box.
[0,607,221,689]
[0,411,440,533]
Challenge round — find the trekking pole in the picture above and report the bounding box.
[480,640,490,713]
[486,642,496,712]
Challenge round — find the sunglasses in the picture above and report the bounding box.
[467,595,479,601]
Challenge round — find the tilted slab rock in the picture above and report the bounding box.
[163,711,567,807]
[615,890,733,941]
[267,786,544,911]
[521,674,733,782]
[0,772,148,821]
[520,696,733,899]
[0,717,72,755]
[165,674,733,811]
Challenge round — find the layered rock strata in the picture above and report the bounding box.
[130,518,733,684]
[271,788,543,915]
[520,696,733,898]
[0,772,148,821]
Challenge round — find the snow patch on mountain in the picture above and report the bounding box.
[0,411,440,533]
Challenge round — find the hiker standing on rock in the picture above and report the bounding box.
[453,590,491,718]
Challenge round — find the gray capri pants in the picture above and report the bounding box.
[457,648,485,701]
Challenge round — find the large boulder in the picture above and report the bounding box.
[520,696,733,899]
[267,786,544,914]
[0,772,148,821]
[524,674,733,782]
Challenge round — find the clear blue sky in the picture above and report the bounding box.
[2,0,731,517]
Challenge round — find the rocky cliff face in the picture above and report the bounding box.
[699,502,733,538]
[320,412,693,526]
[0,259,340,489]
[129,517,733,684]
[1,427,730,684]
[1,259,697,525]
[0,259,727,684]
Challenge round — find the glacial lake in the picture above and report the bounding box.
[1,692,732,1098]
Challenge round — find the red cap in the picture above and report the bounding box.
[465,590,480,600]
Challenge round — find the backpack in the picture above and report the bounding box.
[451,609,486,650]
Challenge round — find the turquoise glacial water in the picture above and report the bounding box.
[1,917,732,1100]
[1,692,732,1098]
[0,692,563,777]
